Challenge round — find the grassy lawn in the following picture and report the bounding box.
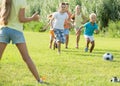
[0,32,120,86]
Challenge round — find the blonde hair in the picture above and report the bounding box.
[89,13,96,19]
[75,5,82,14]
[0,0,12,25]
[75,5,81,10]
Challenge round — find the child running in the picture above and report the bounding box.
[79,13,99,53]
[71,5,88,49]
[50,2,68,54]
[42,13,56,49]
[64,2,72,49]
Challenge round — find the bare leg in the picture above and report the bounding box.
[86,38,90,48]
[57,41,61,54]
[0,43,7,60]
[84,38,90,52]
[76,30,81,48]
[90,41,95,53]
[16,43,40,81]
[53,40,56,50]
[49,36,54,49]
[65,34,69,48]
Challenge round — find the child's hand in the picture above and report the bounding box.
[32,12,40,21]
[94,30,99,34]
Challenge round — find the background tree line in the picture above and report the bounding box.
[24,0,120,37]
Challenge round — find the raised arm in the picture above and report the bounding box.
[50,17,54,29]
[75,25,84,34]
[79,25,84,30]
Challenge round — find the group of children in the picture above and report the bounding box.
[44,2,99,54]
[0,0,99,83]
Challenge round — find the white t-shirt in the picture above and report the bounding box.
[53,12,68,30]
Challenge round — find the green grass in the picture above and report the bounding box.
[0,32,120,86]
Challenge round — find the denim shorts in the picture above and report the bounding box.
[64,29,69,35]
[0,27,25,44]
[54,29,65,44]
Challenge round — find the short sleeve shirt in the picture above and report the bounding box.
[53,12,68,30]
[83,22,98,36]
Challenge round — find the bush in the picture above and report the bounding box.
[24,21,44,32]
[108,21,120,38]
[97,0,120,28]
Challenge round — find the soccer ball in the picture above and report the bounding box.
[103,52,113,61]
[111,76,120,82]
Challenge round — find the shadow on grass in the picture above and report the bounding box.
[62,48,80,53]
[62,48,120,58]
[94,49,120,54]
[94,49,120,57]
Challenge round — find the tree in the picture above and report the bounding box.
[97,0,120,29]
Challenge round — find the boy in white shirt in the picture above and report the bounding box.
[50,2,68,54]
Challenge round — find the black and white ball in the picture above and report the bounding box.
[111,76,120,82]
[103,52,113,61]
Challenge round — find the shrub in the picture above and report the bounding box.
[108,21,120,38]
[24,21,44,32]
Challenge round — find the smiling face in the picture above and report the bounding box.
[59,3,66,13]
[89,13,96,23]
[75,5,81,14]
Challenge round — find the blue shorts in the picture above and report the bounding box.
[54,29,65,44]
[0,27,25,44]
[64,29,69,35]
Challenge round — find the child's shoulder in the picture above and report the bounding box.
[94,22,98,26]
[84,22,90,25]
[85,22,98,25]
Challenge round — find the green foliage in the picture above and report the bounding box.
[30,3,41,15]
[26,0,41,16]
[108,21,120,38]
[75,0,81,6]
[97,0,120,28]
[99,21,120,38]
[23,21,44,32]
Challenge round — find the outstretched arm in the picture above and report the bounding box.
[76,25,84,34]
[18,8,40,23]
[50,17,54,29]
[79,25,84,30]
[42,22,50,30]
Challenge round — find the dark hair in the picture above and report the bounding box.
[0,0,12,25]
[65,2,69,5]
[61,2,66,5]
